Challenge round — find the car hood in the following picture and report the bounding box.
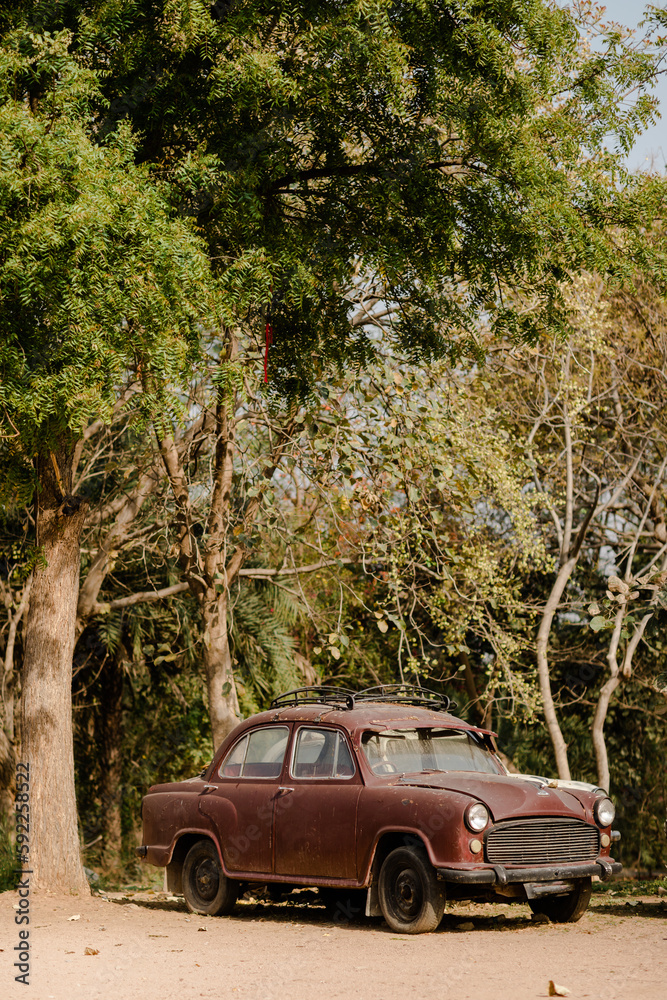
[395,771,588,821]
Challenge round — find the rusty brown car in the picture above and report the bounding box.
[138,686,621,933]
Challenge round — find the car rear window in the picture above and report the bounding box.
[219,726,289,779]
[361,728,501,775]
[291,728,355,779]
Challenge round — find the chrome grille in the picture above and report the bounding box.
[486,819,599,866]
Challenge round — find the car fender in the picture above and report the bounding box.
[358,785,473,881]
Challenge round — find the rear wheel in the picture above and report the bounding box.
[378,846,444,934]
[182,840,239,916]
[528,877,592,923]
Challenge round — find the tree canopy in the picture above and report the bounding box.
[6,0,667,385]
[0,28,216,498]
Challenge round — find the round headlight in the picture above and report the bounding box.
[465,802,490,832]
[594,797,615,827]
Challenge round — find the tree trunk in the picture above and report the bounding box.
[0,727,15,822]
[201,588,240,750]
[591,673,621,794]
[98,653,124,870]
[592,606,654,794]
[460,650,484,724]
[535,556,577,781]
[77,468,160,626]
[21,449,89,894]
[155,343,294,753]
[1,576,32,821]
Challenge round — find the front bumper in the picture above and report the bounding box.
[437,859,621,886]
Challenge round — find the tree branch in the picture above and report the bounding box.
[267,158,470,194]
[90,559,355,612]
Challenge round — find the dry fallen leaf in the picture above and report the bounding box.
[548,982,571,997]
[84,947,99,956]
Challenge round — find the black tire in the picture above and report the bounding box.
[378,846,444,934]
[528,877,592,923]
[182,840,239,916]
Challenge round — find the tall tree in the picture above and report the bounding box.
[490,274,667,787]
[0,29,217,891]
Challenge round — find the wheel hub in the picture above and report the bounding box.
[195,859,219,902]
[393,866,422,919]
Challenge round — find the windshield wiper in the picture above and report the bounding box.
[399,768,446,776]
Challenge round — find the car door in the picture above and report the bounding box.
[199,724,290,874]
[273,726,362,880]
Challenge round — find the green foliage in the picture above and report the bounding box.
[212,360,247,410]
[262,355,549,717]
[6,1,665,401]
[0,814,17,892]
[0,26,219,504]
[592,879,667,896]
[231,581,303,713]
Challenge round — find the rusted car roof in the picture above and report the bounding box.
[228,702,496,740]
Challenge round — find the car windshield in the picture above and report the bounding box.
[361,728,501,775]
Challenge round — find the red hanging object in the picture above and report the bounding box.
[263,317,273,383]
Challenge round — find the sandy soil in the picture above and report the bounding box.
[1,887,665,1000]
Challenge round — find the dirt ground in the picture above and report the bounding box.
[1,886,665,1000]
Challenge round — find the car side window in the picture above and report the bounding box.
[219,726,289,779]
[291,728,355,779]
[220,734,248,777]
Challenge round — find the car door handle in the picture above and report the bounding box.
[201,785,217,794]
[276,787,294,798]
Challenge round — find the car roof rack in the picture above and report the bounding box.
[270,686,357,710]
[354,684,456,713]
[270,684,455,713]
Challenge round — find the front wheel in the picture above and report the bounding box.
[182,840,239,916]
[528,877,592,923]
[378,846,444,934]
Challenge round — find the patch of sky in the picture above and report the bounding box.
[560,1,667,171]
[597,542,619,576]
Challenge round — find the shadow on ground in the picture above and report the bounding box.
[97,887,667,931]
[589,898,667,919]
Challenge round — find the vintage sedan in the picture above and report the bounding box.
[137,686,621,933]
